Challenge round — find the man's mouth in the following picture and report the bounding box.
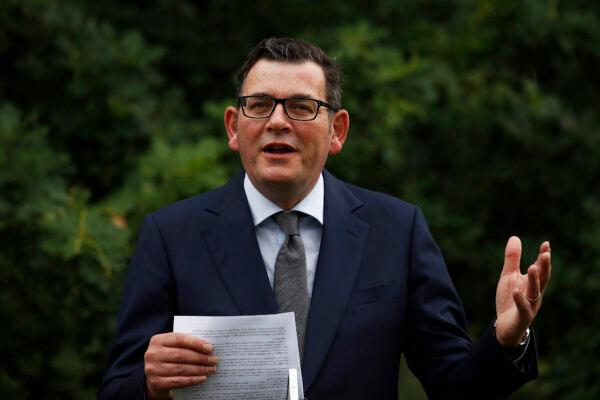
[263,143,296,154]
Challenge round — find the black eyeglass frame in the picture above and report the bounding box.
[238,95,338,121]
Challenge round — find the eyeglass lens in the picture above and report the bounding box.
[243,97,319,120]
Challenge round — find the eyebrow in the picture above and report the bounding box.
[246,92,318,99]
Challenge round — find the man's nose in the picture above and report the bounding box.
[266,103,291,131]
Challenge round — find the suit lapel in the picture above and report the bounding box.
[200,171,370,390]
[302,171,370,391]
[202,172,278,315]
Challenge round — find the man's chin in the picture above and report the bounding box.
[258,173,299,187]
[248,168,304,189]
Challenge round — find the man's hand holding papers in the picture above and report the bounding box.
[144,332,219,400]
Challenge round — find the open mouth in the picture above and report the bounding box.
[263,143,296,154]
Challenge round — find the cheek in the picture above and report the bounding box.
[307,138,333,165]
[236,126,261,152]
[238,140,258,162]
[300,124,331,155]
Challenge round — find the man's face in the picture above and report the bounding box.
[225,59,348,204]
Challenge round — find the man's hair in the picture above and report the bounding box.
[236,37,343,111]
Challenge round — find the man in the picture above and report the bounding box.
[99,38,551,400]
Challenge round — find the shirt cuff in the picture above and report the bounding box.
[504,332,531,365]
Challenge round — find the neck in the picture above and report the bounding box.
[250,176,319,211]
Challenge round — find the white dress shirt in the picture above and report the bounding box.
[243,173,323,300]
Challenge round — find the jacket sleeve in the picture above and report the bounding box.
[403,207,537,399]
[98,214,176,400]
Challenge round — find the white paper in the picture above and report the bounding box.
[288,369,299,400]
[173,313,304,400]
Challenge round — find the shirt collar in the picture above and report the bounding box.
[244,173,324,226]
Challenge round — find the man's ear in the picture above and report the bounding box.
[224,106,239,152]
[329,109,350,155]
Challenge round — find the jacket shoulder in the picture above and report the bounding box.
[144,180,233,234]
[329,172,418,218]
[347,182,415,210]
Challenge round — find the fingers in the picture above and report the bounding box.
[537,242,552,292]
[159,332,214,354]
[502,236,522,274]
[146,360,217,379]
[147,346,219,367]
[146,333,219,367]
[525,265,541,302]
[147,375,208,395]
[512,288,533,323]
[145,333,219,398]
[524,240,551,308]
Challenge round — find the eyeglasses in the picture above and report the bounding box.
[238,95,336,121]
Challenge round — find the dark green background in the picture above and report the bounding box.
[2,0,599,398]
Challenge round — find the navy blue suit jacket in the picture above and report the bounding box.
[99,171,537,399]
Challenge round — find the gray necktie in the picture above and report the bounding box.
[273,211,309,360]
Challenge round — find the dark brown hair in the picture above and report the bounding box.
[236,37,343,111]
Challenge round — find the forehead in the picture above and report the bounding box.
[242,59,326,99]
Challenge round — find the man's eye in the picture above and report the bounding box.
[248,101,271,109]
[288,101,315,113]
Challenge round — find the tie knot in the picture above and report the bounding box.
[273,211,301,236]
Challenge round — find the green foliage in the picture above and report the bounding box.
[104,137,230,234]
[0,103,128,398]
[1,0,599,398]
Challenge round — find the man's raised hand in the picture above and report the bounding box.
[495,236,552,347]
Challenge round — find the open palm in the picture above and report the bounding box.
[495,236,552,346]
